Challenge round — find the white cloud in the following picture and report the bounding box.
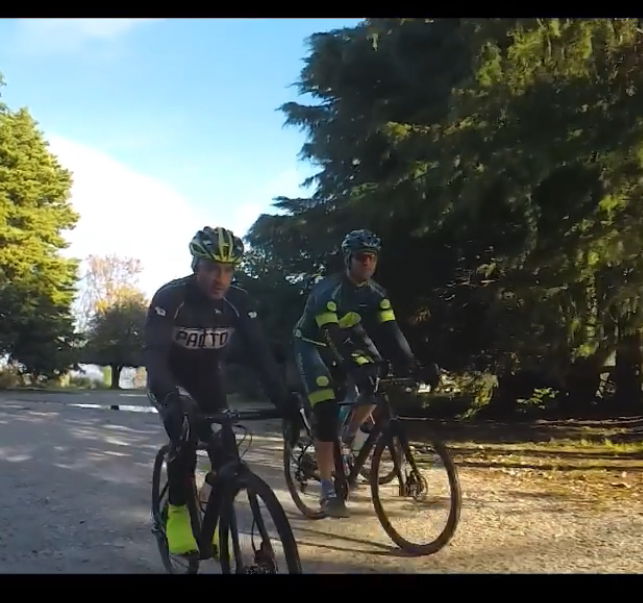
[13,18,161,55]
[49,135,206,300]
[48,135,308,302]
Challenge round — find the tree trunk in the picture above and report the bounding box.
[614,331,642,412]
[562,357,601,416]
[110,364,122,390]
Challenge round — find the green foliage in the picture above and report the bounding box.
[80,293,147,388]
[444,372,499,409]
[233,246,306,348]
[0,92,80,378]
[0,364,21,389]
[249,18,643,415]
[516,387,560,417]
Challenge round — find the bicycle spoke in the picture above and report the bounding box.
[247,490,277,561]
[220,473,300,573]
[371,432,461,555]
[284,436,325,518]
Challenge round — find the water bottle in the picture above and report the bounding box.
[351,425,369,453]
[340,441,352,475]
[338,404,351,426]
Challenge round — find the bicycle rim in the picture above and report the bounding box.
[219,469,302,574]
[151,445,200,574]
[370,429,461,555]
[283,434,326,519]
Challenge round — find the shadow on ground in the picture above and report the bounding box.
[1,391,642,574]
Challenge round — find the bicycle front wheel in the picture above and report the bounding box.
[283,433,326,519]
[370,428,461,556]
[151,445,200,574]
[219,468,302,574]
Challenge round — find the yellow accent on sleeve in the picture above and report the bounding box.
[379,298,391,310]
[315,312,339,328]
[377,309,396,323]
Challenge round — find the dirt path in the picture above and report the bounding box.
[1,391,641,573]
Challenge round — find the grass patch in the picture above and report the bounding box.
[544,437,643,455]
[448,437,643,457]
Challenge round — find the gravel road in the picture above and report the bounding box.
[1,391,641,573]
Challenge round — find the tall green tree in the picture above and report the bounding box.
[80,292,147,389]
[251,19,643,415]
[0,81,80,379]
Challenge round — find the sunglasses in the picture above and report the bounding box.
[353,251,378,262]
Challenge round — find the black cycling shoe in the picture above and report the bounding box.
[321,494,350,518]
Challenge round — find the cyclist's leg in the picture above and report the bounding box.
[191,365,228,462]
[188,374,228,550]
[342,351,379,443]
[149,388,200,554]
[294,340,348,517]
[148,389,197,505]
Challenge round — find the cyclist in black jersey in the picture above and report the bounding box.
[144,226,296,556]
[293,229,440,517]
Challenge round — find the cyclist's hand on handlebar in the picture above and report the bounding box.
[387,361,441,389]
[160,391,193,445]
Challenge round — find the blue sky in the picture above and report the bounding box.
[0,18,362,297]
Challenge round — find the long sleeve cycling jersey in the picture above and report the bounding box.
[293,272,417,372]
[143,275,289,411]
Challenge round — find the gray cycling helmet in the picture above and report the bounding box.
[341,229,381,266]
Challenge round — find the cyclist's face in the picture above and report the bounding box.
[195,260,235,299]
[348,251,378,283]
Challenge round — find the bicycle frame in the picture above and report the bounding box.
[333,377,424,497]
[163,408,283,562]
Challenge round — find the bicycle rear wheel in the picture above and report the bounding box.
[370,427,461,556]
[151,445,201,574]
[283,432,326,519]
[219,468,302,574]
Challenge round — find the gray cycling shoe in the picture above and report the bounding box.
[321,494,350,518]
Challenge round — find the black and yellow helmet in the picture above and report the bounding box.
[189,226,244,271]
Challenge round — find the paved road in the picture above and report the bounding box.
[1,390,641,573]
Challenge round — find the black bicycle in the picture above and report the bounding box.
[284,372,461,556]
[152,407,302,574]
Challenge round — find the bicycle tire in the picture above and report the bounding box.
[283,438,326,520]
[333,439,349,502]
[219,467,302,574]
[151,445,200,574]
[370,429,461,556]
[358,437,401,485]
